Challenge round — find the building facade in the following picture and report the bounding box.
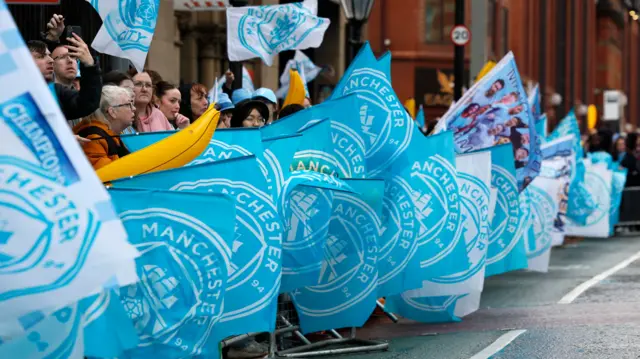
[365,0,640,132]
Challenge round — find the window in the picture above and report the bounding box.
[424,0,456,43]
[501,8,509,55]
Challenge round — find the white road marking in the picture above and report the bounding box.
[558,250,640,304]
[469,329,526,359]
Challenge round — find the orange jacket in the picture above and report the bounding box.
[73,120,125,170]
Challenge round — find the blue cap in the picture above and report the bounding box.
[253,88,277,104]
[216,93,235,112]
[232,88,252,105]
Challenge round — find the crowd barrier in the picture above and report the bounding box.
[616,187,640,233]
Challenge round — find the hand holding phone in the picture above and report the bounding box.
[65,25,82,40]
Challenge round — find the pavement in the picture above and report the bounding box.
[335,236,640,359]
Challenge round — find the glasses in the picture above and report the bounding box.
[113,102,135,110]
[133,81,153,89]
[53,54,76,61]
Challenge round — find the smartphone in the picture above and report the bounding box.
[66,25,82,40]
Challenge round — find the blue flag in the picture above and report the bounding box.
[384,294,463,324]
[278,171,355,292]
[485,144,528,276]
[377,131,468,297]
[262,94,369,178]
[328,42,415,177]
[547,111,596,225]
[107,188,236,358]
[415,105,426,130]
[291,179,384,333]
[524,136,573,271]
[81,289,139,358]
[439,52,542,191]
[261,134,303,198]
[0,305,84,358]
[110,157,282,340]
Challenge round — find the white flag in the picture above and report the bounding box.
[87,0,160,72]
[174,0,229,11]
[276,50,322,98]
[0,4,138,322]
[226,0,330,66]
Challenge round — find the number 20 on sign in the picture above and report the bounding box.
[450,25,471,46]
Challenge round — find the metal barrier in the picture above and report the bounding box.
[615,186,640,235]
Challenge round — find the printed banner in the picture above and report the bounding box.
[436,52,542,191]
[292,179,384,333]
[547,111,596,225]
[108,189,236,358]
[485,144,528,276]
[328,42,415,177]
[226,0,330,66]
[87,0,160,72]
[524,135,574,272]
[0,4,137,321]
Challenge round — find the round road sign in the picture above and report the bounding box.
[450,25,471,46]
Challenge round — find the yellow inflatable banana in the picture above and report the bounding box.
[282,69,306,108]
[97,104,219,183]
[404,98,416,119]
[476,61,496,82]
[587,104,597,130]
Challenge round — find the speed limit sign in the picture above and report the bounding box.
[450,25,471,46]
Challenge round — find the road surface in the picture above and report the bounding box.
[343,236,640,359]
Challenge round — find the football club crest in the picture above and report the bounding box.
[230,0,330,65]
[102,0,159,53]
[377,176,419,296]
[291,180,383,333]
[430,172,489,285]
[109,189,236,357]
[0,305,83,358]
[337,67,414,176]
[526,185,556,259]
[170,179,282,332]
[582,170,610,226]
[0,157,98,305]
[486,164,521,264]
[410,155,464,270]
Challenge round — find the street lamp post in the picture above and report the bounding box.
[339,0,376,64]
[229,0,248,91]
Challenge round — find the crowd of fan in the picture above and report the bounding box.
[29,14,309,172]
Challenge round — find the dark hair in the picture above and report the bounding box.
[27,40,47,56]
[495,79,505,88]
[103,70,131,86]
[155,81,178,99]
[626,133,638,152]
[232,101,270,128]
[278,104,305,120]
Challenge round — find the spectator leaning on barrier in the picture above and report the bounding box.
[73,85,134,170]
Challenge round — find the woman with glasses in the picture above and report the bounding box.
[130,71,174,132]
[231,99,270,128]
[73,86,135,169]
